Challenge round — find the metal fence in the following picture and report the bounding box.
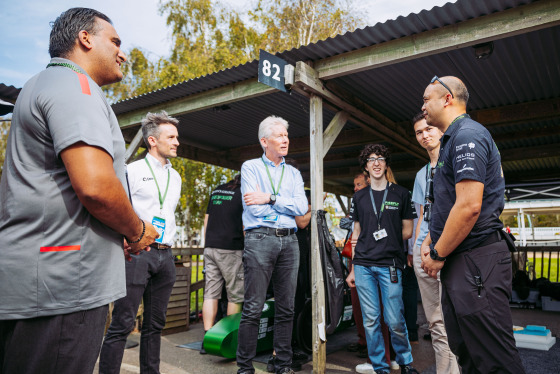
[513,246,560,282]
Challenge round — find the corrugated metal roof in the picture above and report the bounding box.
[113,0,538,115]
[0,83,21,103]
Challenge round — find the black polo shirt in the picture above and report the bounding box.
[349,183,415,269]
[205,183,244,250]
[430,114,505,254]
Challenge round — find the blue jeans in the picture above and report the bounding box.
[99,248,176,374]
[236,231,299,373]
[354,265,413,372]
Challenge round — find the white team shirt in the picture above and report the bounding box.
[127,153,182,246]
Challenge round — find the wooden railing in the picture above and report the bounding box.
[162,247,205,335]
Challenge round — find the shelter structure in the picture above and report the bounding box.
[108,0,560,372]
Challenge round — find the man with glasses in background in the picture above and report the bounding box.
[420,76,525,373]
[411,113,459,374]
[346,144,418,374]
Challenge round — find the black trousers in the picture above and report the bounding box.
[440,240,526,374]
[99,248,176,374]
[0,304,109,374]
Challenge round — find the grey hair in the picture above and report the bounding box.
[141,111,179,150]
[258,115,289,152]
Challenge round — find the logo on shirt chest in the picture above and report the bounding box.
[142,177,154,182]
[384,201,399,210]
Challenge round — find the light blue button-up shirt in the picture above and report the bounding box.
[241,154,308,230]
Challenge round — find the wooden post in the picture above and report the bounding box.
[309,94,327,373]
[124,128,144,163]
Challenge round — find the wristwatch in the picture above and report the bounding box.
[429,243,446,261]
[268,194,277,205]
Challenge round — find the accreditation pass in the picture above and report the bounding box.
[373,228,387,241]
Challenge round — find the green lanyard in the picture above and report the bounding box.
[46,62,82,74]
[145,158,170,211]
[369,182,389,231]
[261,157,285,195]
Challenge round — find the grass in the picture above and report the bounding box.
[527,257,559,282]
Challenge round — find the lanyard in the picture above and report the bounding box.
[145,158,170,211]
[261,157,285,195]
[369,182,389,231]
[46,62,82,74]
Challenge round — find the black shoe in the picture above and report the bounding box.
[266,355,276,373]
[199,343,206,355]
[401,364,420,373]
[347,342,361,352]
[423,332,432,340]
[290,361,302,371]
[292,348,308,362]
[357,345,368,358]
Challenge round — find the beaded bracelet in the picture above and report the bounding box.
[127,219,145,244]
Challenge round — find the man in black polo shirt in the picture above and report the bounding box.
[420,76,525,374]
[346,144,418,374]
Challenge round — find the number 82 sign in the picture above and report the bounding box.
[258,50,289,93]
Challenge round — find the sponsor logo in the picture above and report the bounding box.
[142,177,154,181]
[385,201,400,207]
[456,152,475,162]
[457,164,474,173]
[468,142,475,149]
[456,143,467,151]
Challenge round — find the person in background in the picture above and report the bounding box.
[200,174,245,353]
[410,113,459,373]
[346,144,419,374]
[0,8,157,374]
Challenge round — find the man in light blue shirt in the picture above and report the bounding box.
[411,113,459,374]
[237,116,308,374]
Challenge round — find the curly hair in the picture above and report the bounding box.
[358,144,391,176]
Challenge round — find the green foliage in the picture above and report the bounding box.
[0,119,10,181]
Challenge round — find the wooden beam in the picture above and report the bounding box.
[176,143,241,170]
[500,144,559,162]
[315,0,560,79]
[124,129,144,163]
[309,94,327,373]
[322,111,349,157]
[294,61,426,160]
[473,97,560,128]
[335,194,349,215]
[117,78,276,129]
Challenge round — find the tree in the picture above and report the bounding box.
[0,119,10,181]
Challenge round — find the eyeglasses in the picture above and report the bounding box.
[367,157,386,164]
[430,76,454,98]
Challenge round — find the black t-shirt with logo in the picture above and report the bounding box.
[349,183,415,269]
[205,183,244,250]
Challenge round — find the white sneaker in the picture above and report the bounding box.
[356,362,375,374]
[390,360,400,370]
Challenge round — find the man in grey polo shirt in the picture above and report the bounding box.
[0,8,157,374]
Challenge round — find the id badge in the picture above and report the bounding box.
[263,214,279,223]
[373,228,388,241]
[152,216,166,243]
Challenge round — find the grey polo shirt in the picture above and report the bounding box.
[0,58,127,319]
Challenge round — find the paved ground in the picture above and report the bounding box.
[94,304,559,374]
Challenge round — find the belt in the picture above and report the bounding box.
[248,227,296,237]
[150,243,171,250]
[478,230,502,248]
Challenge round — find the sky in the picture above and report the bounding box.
[0,0,451,88]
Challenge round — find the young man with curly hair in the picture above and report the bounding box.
[346,144,419,374]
